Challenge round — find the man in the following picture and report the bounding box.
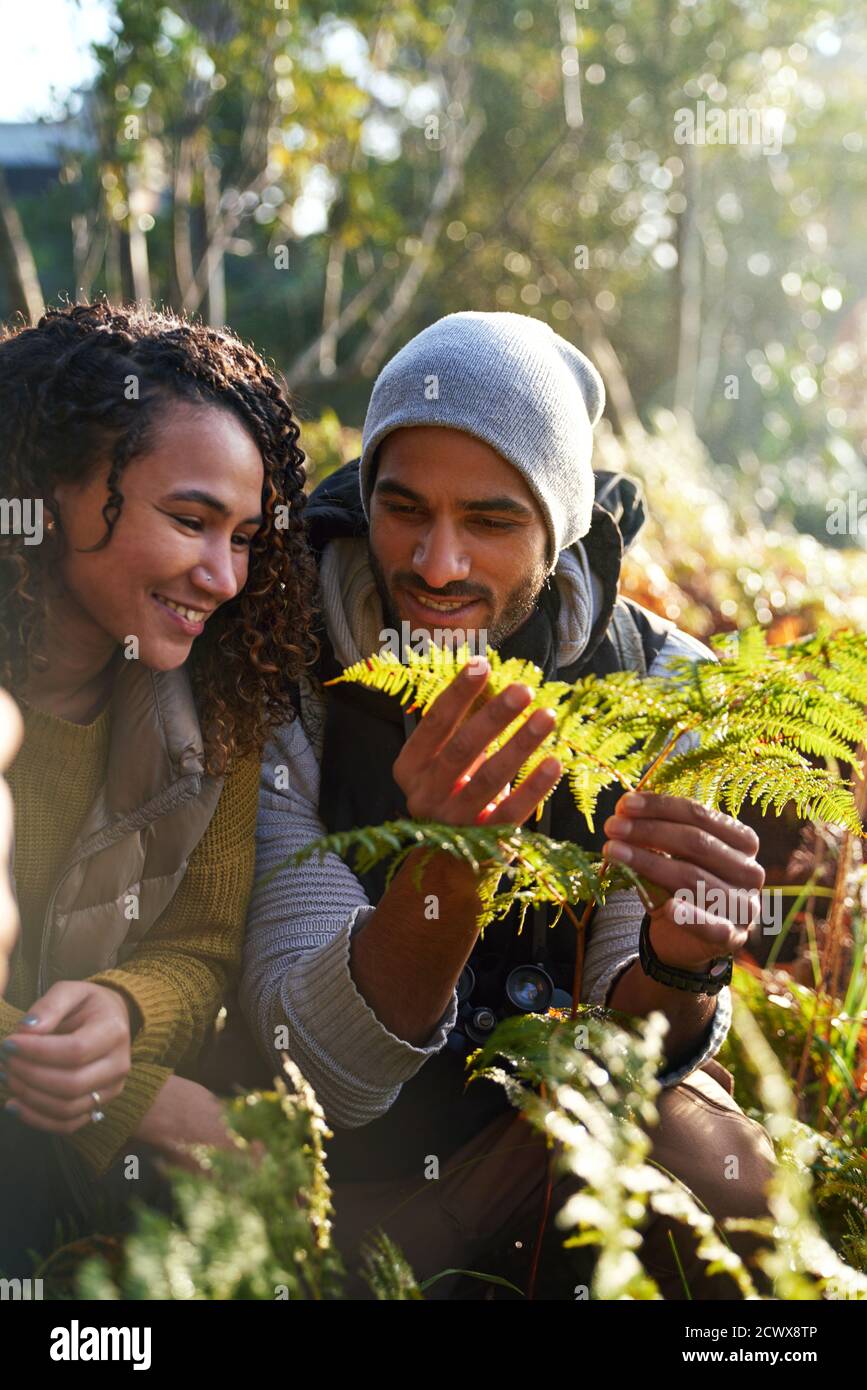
[242,312,774,1298]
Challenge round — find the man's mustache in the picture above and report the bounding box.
[395,575,491,602]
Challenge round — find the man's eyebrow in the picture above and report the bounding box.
[374,478,424,504]
[462,496,534,518]
[375,478,533,518]
[163,489,263,525]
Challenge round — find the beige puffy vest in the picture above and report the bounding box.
[19,659,224,989]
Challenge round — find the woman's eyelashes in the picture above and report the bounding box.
[169,514,253,547]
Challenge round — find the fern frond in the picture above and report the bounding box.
[362,1232,424,1300]
[285,626,867,958]
[332,627,867,834]
[329,643,559,713]
[654,742,864,829]
[470,1010,761,1299]
[261,818,611,929]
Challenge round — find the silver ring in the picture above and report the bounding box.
[90,1109,105,1124]
[91,1090,102,1106]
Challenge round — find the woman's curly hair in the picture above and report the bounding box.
[0,299,318,774]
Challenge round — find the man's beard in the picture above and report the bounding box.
[367,542,549,653]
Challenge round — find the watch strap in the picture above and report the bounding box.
[638,914,732,995]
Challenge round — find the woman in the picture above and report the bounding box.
[0,300,317,1269]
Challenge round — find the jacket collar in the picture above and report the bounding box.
[105,660,208,816]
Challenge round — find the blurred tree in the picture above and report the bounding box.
[1,0,864,539]
[0,167,44,323]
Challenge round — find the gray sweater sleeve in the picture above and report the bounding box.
[240,716,458,1129]
[581,627,732,1085]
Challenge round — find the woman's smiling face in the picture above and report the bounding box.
[51,401,265,671]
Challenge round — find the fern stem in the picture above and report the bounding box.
[569,897,594,1017]
[794,1005,820,1118]
[667,1230,692,1300]
[634,724,695,791]
[525,896,592,1302]
[817,831,854,1122]
[824,832,853,1002]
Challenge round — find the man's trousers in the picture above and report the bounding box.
[330,1058,776,1300]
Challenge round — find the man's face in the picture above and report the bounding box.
[368,426,550,650]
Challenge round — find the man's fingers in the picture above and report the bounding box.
[396,658,492,774]
[434,683,538,786]
[485,757,562,827]
[653,900,751,955]
[451,706,557,818]
[603,839,760,919]
[615,792,760,857]
[603,814,765,891]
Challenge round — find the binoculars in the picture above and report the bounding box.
[447,961,573,1051]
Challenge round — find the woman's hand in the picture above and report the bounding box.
[2,980,132,1133]
[133,1074,237,1172]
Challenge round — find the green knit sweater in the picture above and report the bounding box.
[1,701,259,1174]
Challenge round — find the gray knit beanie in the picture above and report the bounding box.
[359,311,605,562]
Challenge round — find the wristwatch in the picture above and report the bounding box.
[638,915,732,995]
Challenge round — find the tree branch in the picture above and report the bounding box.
[284,263,391,387]
[0,167,44,324]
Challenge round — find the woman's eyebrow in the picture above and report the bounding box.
[163,489,263,525]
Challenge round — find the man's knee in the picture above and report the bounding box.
[651,1059,775,1221]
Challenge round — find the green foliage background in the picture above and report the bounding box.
[3,0,866,546]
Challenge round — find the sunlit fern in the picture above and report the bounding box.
[466,1004,867,1299]
[814,1156,867,1274]
[259,816,636,933]
[467,1008,761,1299]
[260,627,867,932]
[75,1059,344,1301]
[329,625,867,833]
[726,1000,867,1300]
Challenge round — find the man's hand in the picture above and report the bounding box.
[2,981,132,1133]
[350,657,563,1046]
[0,689,23,997]
[603,792,764,971]
[393,655,562,829]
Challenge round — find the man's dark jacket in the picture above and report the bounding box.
[305,461,671,1182]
